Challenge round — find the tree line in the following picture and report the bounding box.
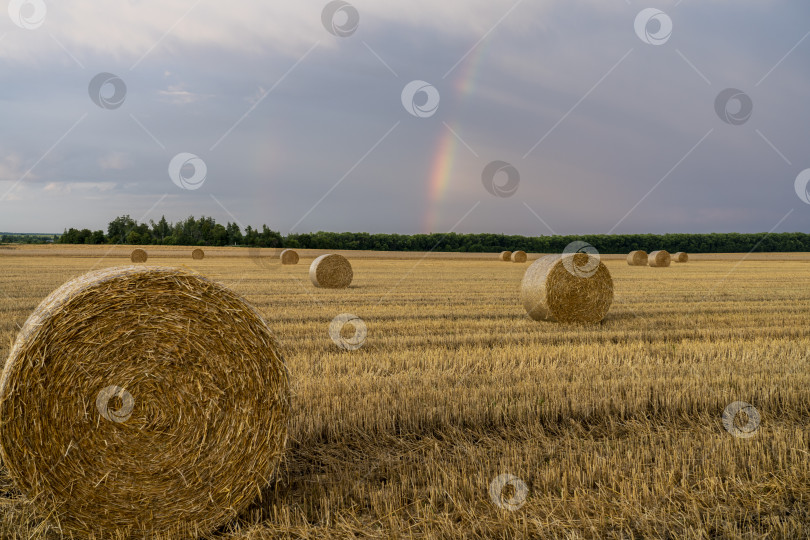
[52,215,810,253]
[0,233,59,244]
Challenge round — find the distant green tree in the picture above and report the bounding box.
[150,216,171,244]
[107,215,137,244]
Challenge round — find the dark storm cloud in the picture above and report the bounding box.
[1,0,809,235]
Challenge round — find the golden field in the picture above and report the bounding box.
[1,245,809,539]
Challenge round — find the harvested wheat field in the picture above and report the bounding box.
[1,246,809,539]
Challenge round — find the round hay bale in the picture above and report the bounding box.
[309,254,353,288]
[0,266,290,539]
[626,250,647,266]
[520,253,613,324]
[499,251,512,261]
[648,250,671,267]
[280,249,299,265]
[673,251,688,263]
[130,248,147,263]
[511,250,527,263]
[191,248,205,260]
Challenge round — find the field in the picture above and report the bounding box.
[1,246,809,539]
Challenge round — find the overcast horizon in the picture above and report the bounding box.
[1,1,810,236]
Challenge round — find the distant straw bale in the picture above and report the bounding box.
[309,254,353,288]
[280,249,299,265]
[648,250,671,267]
[130,248,147,263]
[499,251,512,261]
[511,251,527,263]
[627,250,647,266]
[673,252,688,263]
[520,253,613,324]
[192,248,205,260]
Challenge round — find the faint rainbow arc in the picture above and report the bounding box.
[422,44,489,233]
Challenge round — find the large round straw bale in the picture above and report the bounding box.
[511,250,527,263]
[673,251,688,263]
[499,251,512,261]
[309,254,353,288]
[191,248,205,260]
[280,249,299,265]
[626,250,647,266]
[0,266,290,539]
[648,250,671,267]
[520,253,613,324]
[130,248,147,263]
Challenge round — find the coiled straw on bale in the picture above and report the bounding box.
[280,249,299,265]
[130,248,147,263]
[648,250,671,267]
[499,251,512,261]
[192,248,205,260]
[673,252,688,263]
[0,266,290,539]
[627,250,647,266]
[511,250,527,263]
[310,254,353,288]
[520,253,613,324]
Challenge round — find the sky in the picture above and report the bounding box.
[1,0,809,235]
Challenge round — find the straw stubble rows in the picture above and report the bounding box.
[0,251,808,538]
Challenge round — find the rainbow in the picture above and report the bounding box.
[423,128,457,233]
[422,43,490,233]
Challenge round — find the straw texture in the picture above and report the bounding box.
[280,249,299,265]
[520,253,613,324]
[0,266,290,539]
[511,251,527,263]
[499,251,512,262]
[309,254,353,288]
[648,250,671,267]
[130,248,147,263]
[626,250,647,266]
[673,252,688,263]
[191,248,205,260]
